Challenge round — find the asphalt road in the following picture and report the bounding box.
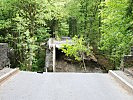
[0,71,133,100]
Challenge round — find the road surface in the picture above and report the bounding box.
[0,71,133,100]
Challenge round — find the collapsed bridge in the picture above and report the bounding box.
[45,37,73,72]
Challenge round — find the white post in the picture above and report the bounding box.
[53,44,56,72]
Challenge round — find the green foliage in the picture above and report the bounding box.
[99,0,133,67]
[0,0,15,29]
[57,19,69,37]
[66,0,101,50]
[61,36,92,61]
[0,0,71,71]
[0,0,132,71]
[12,0,50,70]
[0,0,51,71]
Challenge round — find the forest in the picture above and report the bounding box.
[0,0,133,72]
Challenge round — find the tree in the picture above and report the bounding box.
[61,36,93,70]
[0,0,71,71]
[99,0,133,68]
[66,0,102,51]
[0,0,51,71]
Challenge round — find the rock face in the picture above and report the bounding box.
[124,56,133,68]
[0,43,10,70]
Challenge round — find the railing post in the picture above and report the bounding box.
[53,44,56,72]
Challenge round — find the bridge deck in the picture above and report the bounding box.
[0,72,132,100]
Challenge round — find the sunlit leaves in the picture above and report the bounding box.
[61,36,92,61]
[99,0,133,67]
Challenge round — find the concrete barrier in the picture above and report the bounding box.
[109,70,133,94]
[0,68,19,84]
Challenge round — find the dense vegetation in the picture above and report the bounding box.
[0,0,132,71]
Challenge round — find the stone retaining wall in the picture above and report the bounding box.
[0,43,10,70]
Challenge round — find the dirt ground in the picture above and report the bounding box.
[53,49,103,73]
[55,59,103,73]
[47,48,105,73]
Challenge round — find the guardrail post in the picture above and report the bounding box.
[53,44,56,72]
